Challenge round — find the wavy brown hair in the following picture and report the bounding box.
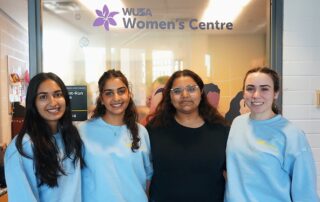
[243,67,280,114]
[91,69,140,151]
[148,69,227,128]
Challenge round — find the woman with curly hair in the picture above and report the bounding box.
[5,72,85,202]
[147,69,229,201]
[80,69,153,202]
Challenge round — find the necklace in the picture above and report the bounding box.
[101,117,123,136]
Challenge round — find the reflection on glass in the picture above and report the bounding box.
[201,0,251,22]
[152,50,174,82]
[84,47,106,83]
[42,0,270,120]
[205,54,211,78]
[120,48,146,106]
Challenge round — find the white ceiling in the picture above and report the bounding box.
[0,0,28,30]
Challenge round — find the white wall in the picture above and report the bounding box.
[283,0,320,194]
[0,7,28,144]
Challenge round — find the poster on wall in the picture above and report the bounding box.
[7,55,29,104]
[66,86,88,121]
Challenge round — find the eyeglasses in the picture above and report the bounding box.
[170,85,199,95]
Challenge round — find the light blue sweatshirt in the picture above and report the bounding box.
[225,113,319,202]
[4,133,81,202]
[79,117,153,202]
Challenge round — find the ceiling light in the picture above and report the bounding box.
[201,0,251,22]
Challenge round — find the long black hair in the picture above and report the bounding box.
[243,67,280,114]
[91,69,140,151]
[148,69,227,128]
[16,72,85,187]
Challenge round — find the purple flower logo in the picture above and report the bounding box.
[93,5,119,31]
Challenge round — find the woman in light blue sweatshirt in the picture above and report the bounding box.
[80,70,153,202]
[225,67,319,202]
[5,72,85,202]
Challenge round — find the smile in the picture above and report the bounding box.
[251,101,263,106]
[47,107,61,113]
[111,103,123,108]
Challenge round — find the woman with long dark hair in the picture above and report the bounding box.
[80,69,153,202]
[5,72,85,201]
[225,67,319,201]
[147,69,229,201]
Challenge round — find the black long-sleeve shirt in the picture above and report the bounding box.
[147,119,229,202]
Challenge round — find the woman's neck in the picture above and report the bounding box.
[250,111,276,121]
[48,121,58,134]
[175,111,204,128]
[102,113,124,126]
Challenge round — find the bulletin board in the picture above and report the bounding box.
[7,55,29,104]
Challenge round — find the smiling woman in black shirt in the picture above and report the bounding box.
[147,69,229,202]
